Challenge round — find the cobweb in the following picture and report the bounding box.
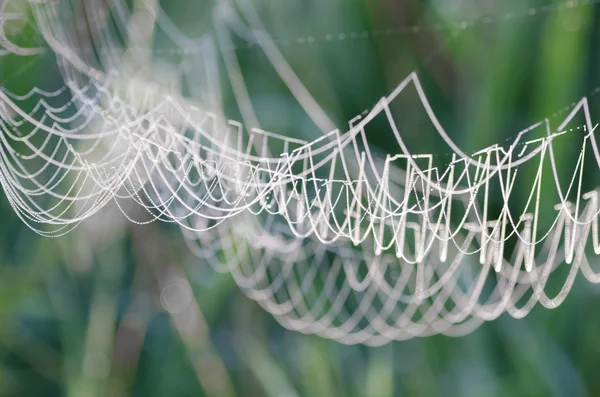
[1,0,600,345]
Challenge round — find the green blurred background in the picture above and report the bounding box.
[2,0,600,396]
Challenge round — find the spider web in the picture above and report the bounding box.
[1,0,600,345]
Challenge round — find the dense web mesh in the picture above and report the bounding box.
[1,0,600,345]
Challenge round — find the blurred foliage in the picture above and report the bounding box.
[2,0,600,396]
